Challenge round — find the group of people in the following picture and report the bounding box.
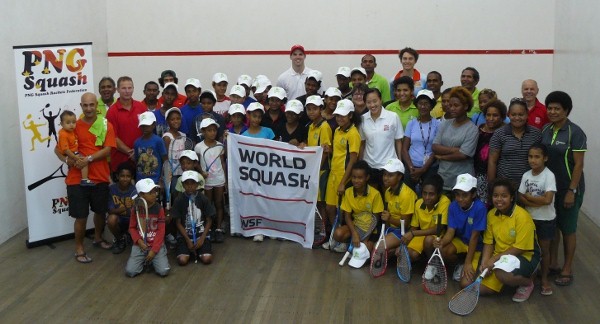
[54,45,586,303]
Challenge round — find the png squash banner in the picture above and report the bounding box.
[227,134,322,248]
[14,42,94,246]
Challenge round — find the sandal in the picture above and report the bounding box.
[540,286,553,296]
[74,252,93,263]
[92,239,113,250]
[555,274,574,286]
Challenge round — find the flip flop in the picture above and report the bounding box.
[92,239,113,250]
[555,274,574,286]
[541,286,553,296]
[75,252,93,263]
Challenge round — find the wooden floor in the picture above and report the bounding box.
[1,216,600,323]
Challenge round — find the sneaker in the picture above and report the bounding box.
[80,179,96,187]
[321,242,330,250]
[424,265,437,280]
[214,229,225,243]
[512,280,535,302]
[165,233,177,246]
[253,234,264,242]
[453,263,464,282]
[333,242,348,253]
[111,236,126,254]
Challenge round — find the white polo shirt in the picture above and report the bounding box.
[359,108,404,169]
[276,67,313,100]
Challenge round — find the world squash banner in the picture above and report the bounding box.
[227,134,322,248]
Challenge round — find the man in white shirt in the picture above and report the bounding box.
[277,44,315,100]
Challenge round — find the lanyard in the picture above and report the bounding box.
[418,120,432,152]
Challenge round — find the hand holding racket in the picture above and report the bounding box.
[423,219,447,295]
[396,219,412,282]
[339,212,377,267]
[135,197,150,270]
[448,268,489,316]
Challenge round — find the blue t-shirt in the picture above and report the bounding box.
[447,199,487,251]
[180,103,203,138]
[242,97,257,108]
[108,183,137,217]
[228,125,248,135]
[471,112,510,126]
[242,126,275,139]
[405,118,440,167]
[134,135,167,183]
[154,109,190,138]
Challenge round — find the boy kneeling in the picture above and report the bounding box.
[171,171,215,265]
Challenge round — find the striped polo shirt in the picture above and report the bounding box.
[489,124,541,184]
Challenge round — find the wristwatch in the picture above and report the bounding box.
[87,155,93,163]
[568,187,577,194]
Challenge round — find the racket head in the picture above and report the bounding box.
[354,212,377,241]
[423,248,448,295]
[188,196,197,244]
[448,268,488,315]
[312,209,327,248]
[328,205,341,251]
[162,161,173,207]
[396,244,412,282]
[370,223,387,278]
[203,143,224,173]
[134,197,149,244]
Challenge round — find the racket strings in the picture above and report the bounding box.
[423,257,447,294]
[370,246,387,277]
[449,287,479,315]
[396,246,411,281]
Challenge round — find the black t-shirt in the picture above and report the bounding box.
[171,193,215,236]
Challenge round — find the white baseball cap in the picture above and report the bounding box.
[212,72,228,84]
[229,85,246,98]
[135,178,159,193]
[199,118,219,130]
[381,158,405,174]
[246,102,265,113]
[350,67,367,77]
[165,107,181,120]
[237,74,252,87]
[228,103,246,116]
[348,242,370,268]
[416,89,435,101]
[453,173,478,192]
[333,99,355,116]
[285,100,304,114]
[179,150,198,161]
[267,86,287,100]
[306,95,324,107]
[163,82,179,91]
[253,76,272,93]
[181,170,201,183]
[324,87,342,98]
[138,111,156,126]
[184,78,202,89]
[307,70,323,82]
[493,255,521,272]
[336,66,351,78]
[200,90,217,102]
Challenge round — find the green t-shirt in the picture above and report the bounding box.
[385,101,419,130]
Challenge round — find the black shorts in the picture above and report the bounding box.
[176,235,212,257]
[67,183,109,219]
[534,219,556,241]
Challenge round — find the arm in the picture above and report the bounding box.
[480,243,494,272]
[463,230,482,281]
[486,149,500,183]
[564,151,584,207]
[401,137,414,170]
[337,152,358,196]
[394,138,402,160]
[74,146,111,170]
[343,210,360,248]
[358,140,365,160]
[437,227,455,248]
[432,143,459,155]
[116,137,134,158]
[520,191,555,207]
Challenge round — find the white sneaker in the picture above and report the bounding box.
[333,242,348,253]
[424,265,437,280]
[321,242,330,250]
[253,234,264,242]
[453,263,464,282]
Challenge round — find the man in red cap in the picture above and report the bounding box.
[277,44,318,100]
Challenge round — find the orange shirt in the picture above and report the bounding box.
[58,128,78,154]
[65,118,116,185]
[158,93,187,108]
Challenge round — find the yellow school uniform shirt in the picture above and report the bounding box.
[341,185,384,232]
[330,125,361,175]
[385,184,417,228]
[308,119,332,148]
[483,205,535,261]
[411,194,450,229]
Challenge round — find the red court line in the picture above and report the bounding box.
[108,49,554,57]
[239,191,314,204]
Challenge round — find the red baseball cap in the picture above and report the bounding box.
[290,44,305,55]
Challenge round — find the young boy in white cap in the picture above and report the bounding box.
[227,104,248,135]
[212,73,230,116]
[336,67,352,99]
[181,78,203,138]
[433,173,486,285]
[195,118,226,243]
[134,112,167,184]
[237,74,257,107]
[154,82,188,137]
[350,67,367,88]
[276,99,307,145]
[125,178,170,277]
[323,87,342,131]
[262,86,287,131]
[252,75,272,106]
[194,90,226,143]
[229,84,247,106]
[171,170,216,265]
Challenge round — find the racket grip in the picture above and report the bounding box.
[339,251,351,266]
[480,268,489,277]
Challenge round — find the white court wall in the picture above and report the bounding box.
[554,0,600,225]
[0,1,109,244]
[106,0,555,104]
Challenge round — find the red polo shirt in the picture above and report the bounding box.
[158,93,187,108]
[106,99,147,171]
[527,98,549,129]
